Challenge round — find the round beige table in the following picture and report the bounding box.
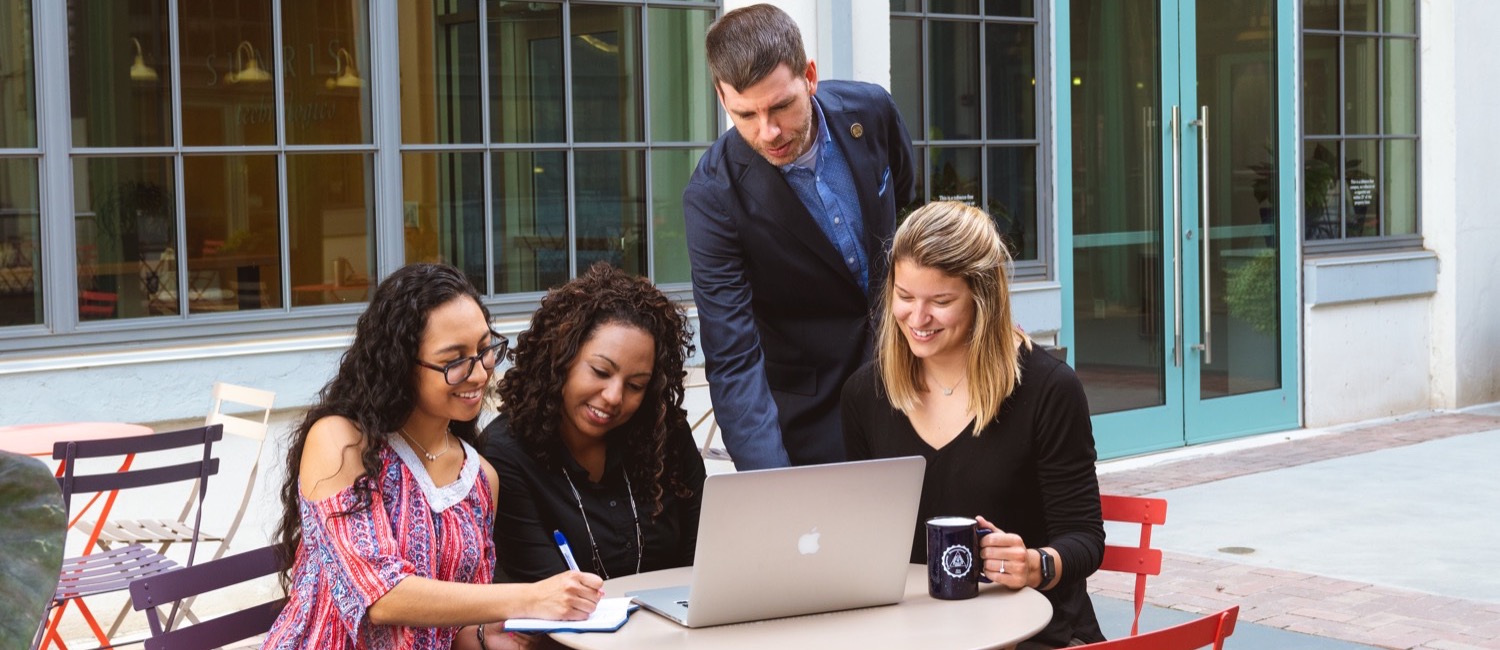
[548,564,1053,650]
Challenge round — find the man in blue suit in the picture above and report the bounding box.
[684,4,916,470]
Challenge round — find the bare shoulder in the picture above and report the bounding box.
[299,415,370,501]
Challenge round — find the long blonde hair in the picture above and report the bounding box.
[876,201,1024,434]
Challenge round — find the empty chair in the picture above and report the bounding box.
[128,545,287,650]
[80,382,275,632]
[685,367,731,462]
[1076,605,1238,650]
[34,424,222,650]
[1099,494,1169,636]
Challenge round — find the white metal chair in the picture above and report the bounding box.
[78,382,276,632]
[685,368,732,462]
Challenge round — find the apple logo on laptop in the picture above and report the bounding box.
[797,528,821,555]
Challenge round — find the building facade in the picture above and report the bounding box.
[1,0,1495,458]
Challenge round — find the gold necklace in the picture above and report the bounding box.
[399,428,451,462]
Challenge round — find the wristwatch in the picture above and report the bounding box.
[1034,548,1055,588]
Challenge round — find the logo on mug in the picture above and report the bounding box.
[941,544,973,578]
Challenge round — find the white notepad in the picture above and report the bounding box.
[503,597,637,633]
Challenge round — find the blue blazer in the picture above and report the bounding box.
[683,80,916,470]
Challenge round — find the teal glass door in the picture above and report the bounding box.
[1070,0,1299,458]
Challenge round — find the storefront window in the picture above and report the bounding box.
[399,0,482,145]
[73,157,177,320]
[403,151,486,291]
[179,0,277,147]
[183,155,284,312]
[1,1,41,327]
[68,0,172,148]
[286,153,374,306]
[282,0,372,145]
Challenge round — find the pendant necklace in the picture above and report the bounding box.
[933,373,966,396]
[562,466,643,580]
[399,427,451,462]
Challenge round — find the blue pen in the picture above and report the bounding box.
[554,530,582,572]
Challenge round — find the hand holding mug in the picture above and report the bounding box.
[975,515,1031,589]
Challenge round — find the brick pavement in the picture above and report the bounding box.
[1091,411,1500,650]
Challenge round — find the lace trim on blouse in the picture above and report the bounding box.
[387,435,481,513]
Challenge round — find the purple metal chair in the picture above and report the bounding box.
[128,545,286,650]
[33,424,221,650]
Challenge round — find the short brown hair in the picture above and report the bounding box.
[705,3,807,93]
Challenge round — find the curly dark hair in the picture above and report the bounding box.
[497,261,696,516]
[273,263,492,585]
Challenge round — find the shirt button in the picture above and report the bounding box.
[847,257,856,264]
[833,218,840,224]
[609,500,618,507]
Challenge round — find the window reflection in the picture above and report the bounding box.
[575,150,645,276]
[985,23,1035,140]
[1,0,37,149]
[572,5,642,143]
[489,1,564,143]
[183,155,283,312]
[0,159,41,326]
[930,147,981,208]
[930,21,979,141]
[891,18,923,139]
[400,0,481,144]
[180,0,277,146]
[987,146,1037,259]
[73,157,178,320]
[647,8,714,143]
[282,0,372,145]
[403,152,487,291]
[493,150,567,293]
[650,149,702,284]
[287,153,373,306]
[68,0,173,148]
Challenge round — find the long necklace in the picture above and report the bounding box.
[561,466,643,580]
[399,427,451,462]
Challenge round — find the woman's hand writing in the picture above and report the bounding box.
[525,570,604,621]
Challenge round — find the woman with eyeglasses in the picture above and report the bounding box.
[483,262,705,584]
[265,263,602,650]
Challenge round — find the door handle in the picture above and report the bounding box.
[1190,106,1212,365]
[1170,105,1183,368]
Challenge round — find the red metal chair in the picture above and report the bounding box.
[128,545,286,650]
[1077,605,1238,649]
[33,425,221,650]
[1099,494,1168,636]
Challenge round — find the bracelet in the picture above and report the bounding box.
[476,623,492,650]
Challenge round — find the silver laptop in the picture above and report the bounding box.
[629,456,925,628]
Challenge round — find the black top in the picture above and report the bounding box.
[841,344,1106,646]
[481,415,706,583]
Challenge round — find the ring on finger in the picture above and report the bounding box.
[999,559,1007,574]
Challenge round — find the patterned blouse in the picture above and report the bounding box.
[262,436,495,650]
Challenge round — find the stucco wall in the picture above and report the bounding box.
[1303,296,1433,427]
[1450,0,1500,407]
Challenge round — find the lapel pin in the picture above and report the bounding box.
[850,123,864,139]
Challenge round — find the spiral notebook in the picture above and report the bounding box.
[502,597,638,633]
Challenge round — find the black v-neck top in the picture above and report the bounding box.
[841,343,1106,645]
[482,415,705,583]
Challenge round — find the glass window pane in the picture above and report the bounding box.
[891,18,923,141]
[929,21,980,141]
[985,23,1035,139]
[651,149,702,284]
[1343,139,1380,237]
[0,158,41,326]
[1,0,37,148]
[1304,0,1338,31]
[1303,35,1339,135]
[74,156,177,320]
[68,1,172,148]
[987,146,1037,260]
[648,8,715,143]
[400,0,482,144]
[1384,38,1416,135]
[572,5,642,143]
[576,150,645,276]
[905,145,927,218]
[282,0,373,145]
[985,0,1034,18]
[1384,139,1416,236]
[489,1,564,143]
[402,151,486,291]
[929,146,981,207]
[179,0,277,146]
[1345,36,1377,135]
[1344,0,1376,32]
[891,0,921,12]
[183,155,283,313]
[287,153,373,306]
[493,150,567,293]
[1385,0,1416,34]
[1304,140,1341,240]
[931,0,978,14]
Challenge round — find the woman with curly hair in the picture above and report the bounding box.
[263,263,602,650]
[484,261,705,583]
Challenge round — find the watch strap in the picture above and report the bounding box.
[1034,548,1055,588]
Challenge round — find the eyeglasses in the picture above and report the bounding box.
[416,333,509,385]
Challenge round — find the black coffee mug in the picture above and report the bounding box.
[926,516,993,600]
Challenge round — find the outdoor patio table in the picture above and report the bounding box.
[0,421,155,554]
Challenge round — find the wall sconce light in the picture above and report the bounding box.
[325,48,362,89]
[129,37,159,82]
[227,41,272,84]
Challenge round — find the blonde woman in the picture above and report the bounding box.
[840,202,1105,648]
